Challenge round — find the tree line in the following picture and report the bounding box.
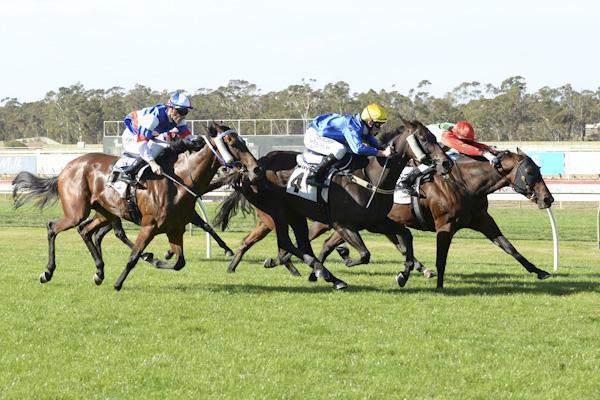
[1,76,599,144]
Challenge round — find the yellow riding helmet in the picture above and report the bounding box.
[360,104,389,123]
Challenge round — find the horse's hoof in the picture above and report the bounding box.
[344,259,356,267]
[39,271,51,284]
[333,281,348,290]
[537,271,552,280]
[396,272,407,287]
[263,258,275,268]
[314,268,330,280]
[141,252,154,262]
[163,251,173,260]
[308,272,318,282]
[336,246,350,258]
[93,273,104,285]
[423,269,436,278]
[226,268,236,274]
[114,284,122,291]
[224,250,234,257]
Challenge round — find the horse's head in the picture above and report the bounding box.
[207,122,262,183]
[391,117,453,175]
[496,148,554,209]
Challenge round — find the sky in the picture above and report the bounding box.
[1,0,598,103]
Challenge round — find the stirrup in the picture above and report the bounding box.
[118,174,137,185]
[306,176,327,188]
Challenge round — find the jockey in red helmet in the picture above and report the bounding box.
[440,121,499,165]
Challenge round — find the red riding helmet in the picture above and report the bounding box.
[453,121,476,140]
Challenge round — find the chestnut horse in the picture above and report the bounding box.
[12,123,260,290]
[215,118,453,289]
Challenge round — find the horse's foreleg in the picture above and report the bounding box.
[384,232,435,278]
[114,225,157,291]
[472,214,551,280]
[318,231,346,265]
[268,248,301,276]
[191,212,234,257]
[277,216,346,290]
[435,228,454,289]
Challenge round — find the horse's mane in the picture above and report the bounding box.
[377,124,406,145]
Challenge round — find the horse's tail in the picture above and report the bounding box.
[12,171,59,210]
[213,189,253,231]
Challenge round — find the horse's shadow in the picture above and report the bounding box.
[122,270,600,297]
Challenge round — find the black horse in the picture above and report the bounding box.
[215,117,453,289]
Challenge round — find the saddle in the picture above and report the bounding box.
[107,157,147,225]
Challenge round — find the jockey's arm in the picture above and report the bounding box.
[342,126,378,157]
[441,131,485,156]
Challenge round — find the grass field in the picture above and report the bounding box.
[0,199,599,399]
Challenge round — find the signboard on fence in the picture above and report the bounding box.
[0,154,37,174]
[528,151,564,175]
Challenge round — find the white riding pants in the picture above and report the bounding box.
[304,127,347,160]
[122,129,169,162]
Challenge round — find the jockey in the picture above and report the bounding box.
[399,121,498,193]
[119,92,194,184]
[435,121,498,164]
[304,103,392,187]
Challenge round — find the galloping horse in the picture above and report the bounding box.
[12,123,260,290]
[315,149,554,288]
[219,149,555,289]
[215,118,453,289]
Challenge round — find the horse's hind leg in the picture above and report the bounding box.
[473,213,551,280]
[77,216,112,285]
[227,214,273,273]
[43,212,89,283]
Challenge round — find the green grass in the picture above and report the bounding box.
[0,202,599,399]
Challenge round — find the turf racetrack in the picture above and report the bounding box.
[1,200,599,399]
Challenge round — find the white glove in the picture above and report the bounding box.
[483,151,499,165]
[149,160,163,175]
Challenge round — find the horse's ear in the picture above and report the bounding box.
[516,147,526,156]
[206,121,218,137]
[398,115,412,129]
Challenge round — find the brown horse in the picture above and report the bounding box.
[264,149,555,288]
[12,123,260,290]
[215,118,453,289]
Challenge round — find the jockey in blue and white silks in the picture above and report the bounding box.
[119,92,194,184]
[303,103,392,186]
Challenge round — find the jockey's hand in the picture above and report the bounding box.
[377,146,392,157]
[483,151,500,166]
[149,160,163,176]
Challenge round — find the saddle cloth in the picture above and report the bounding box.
[285,152,332,202]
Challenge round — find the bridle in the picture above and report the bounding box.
[494,153,541,199]
[202,129,241,168]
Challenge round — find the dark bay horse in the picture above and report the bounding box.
[301,149,555,288]
[12,123,260,290]
[221,149,555,289]
[215,118,453,289]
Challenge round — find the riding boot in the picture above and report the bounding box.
[119,157,146,184]
[400,168,422,195]
[306,154,337,187]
